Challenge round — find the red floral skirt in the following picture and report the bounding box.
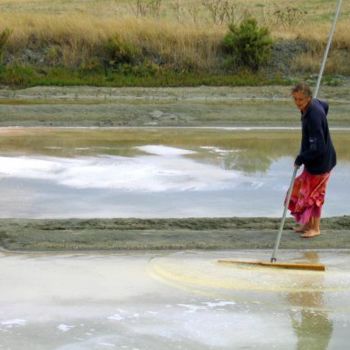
[288,169,330,225]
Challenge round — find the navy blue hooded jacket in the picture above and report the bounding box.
[296,98,336,174]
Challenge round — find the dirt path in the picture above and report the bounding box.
[1,217,349,251]
[1,84,350,127]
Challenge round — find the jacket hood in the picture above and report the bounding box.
[314,98,329,116]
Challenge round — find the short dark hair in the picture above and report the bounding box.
[291,82,312,97]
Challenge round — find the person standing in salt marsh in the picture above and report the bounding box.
[288,82,337,238]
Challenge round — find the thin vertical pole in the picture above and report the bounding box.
[271,167,298,262]
[314,0,343,99]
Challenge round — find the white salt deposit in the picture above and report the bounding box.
[136,145,195,156]
[0,145,241,192]
[107,314,124,321]
[1,319,27,327]
[57,324,76,332]
[0,145,347,218]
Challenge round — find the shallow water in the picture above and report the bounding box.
[0,127,349,218]
[0,250,349,349]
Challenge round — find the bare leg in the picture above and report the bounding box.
[301,217,321,238]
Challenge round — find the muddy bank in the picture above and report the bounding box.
[1,216,349,251]
[1,85,350,127]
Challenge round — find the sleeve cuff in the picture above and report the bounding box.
[294,155,303,166]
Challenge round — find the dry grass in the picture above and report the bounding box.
[285,21,350,75]
[0,13,224,69]
[0,0,348,25]
[0,0,349,73]
[293,50,350,75]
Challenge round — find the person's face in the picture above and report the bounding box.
[292,91,312,113]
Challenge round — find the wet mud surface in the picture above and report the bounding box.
[2,249,350,349]
[1,85,350,127]
[1,216,349,251]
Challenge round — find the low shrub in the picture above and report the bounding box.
[0,64,36,86]
[223,17,272,71]
[103,35,141,69]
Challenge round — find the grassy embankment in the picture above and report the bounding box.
[0,0,350,87]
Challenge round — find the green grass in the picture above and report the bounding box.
[0,65,287,88]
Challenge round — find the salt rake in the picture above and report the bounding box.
[218,168,325,272]
[218,259,326,272]
[218,0,343,272]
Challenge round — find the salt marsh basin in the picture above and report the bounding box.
[0,127,349,218]
[1,249,350,349]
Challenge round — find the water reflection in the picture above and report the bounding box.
[0,127,349,173]
[287,252,333,350]
[0,128,349,218]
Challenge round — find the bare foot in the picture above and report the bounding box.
[301,230,320,238]
[293,225,308,233]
